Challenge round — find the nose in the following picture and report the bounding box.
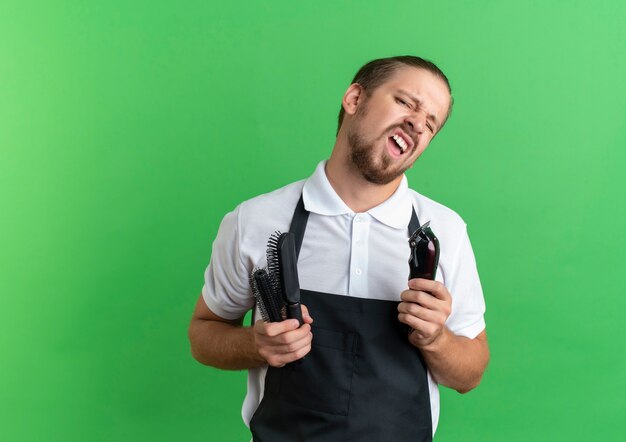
[404,110,427,134]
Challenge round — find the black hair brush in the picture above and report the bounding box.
[250,268,284,323]
[249,231,304,325]
[267,231,304,326]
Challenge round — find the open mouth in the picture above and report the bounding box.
[387,130,414,158]
[392,134,409,153]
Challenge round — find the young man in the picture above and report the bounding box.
[189,56,489,441]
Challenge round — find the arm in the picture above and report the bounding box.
[190,204,313,369]
[398,278,490,393]
[188,294,314,370]
[419,328,489,394]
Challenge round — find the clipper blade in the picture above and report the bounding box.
[408,221,440,280]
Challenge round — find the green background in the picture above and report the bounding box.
[1,0,625,440]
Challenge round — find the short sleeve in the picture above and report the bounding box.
[201,205,255,320]
[444,225,486,339]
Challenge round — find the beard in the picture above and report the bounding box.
[347,119,415,185]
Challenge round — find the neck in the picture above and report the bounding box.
[325,141,403,213]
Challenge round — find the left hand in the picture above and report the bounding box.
[398,278,452,349]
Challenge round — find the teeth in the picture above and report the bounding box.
[392,134,408,152]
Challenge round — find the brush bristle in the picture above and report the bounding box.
[266,231,282,279]
[251,267,284,322]
[248,231,292,323]
[266,231,288,321]
[250,269,271,322]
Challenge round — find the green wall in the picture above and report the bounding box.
[1,1,625,440]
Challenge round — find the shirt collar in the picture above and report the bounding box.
[368,174,413,229]
[302,160,413,230]
[303,161,353,216]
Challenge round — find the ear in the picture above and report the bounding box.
[342,83,365,117]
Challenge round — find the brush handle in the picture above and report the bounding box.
[286,303,303,326]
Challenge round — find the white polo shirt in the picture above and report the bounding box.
[202,160,486,436]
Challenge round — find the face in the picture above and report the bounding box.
[345,67,451,185]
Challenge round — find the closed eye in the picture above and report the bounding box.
[396,97,411,108]
[397,96,436,133]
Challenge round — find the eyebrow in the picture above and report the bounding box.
[396,89,440,130]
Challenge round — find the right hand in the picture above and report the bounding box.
[253,304,313,367]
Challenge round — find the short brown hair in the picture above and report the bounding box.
[337,56,453,135]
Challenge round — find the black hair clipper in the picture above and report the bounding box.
[408,221,440,281]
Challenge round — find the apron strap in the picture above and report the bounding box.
[289,195,310,260]
[289,194,422,260]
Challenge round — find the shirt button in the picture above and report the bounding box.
[355,268,362,275]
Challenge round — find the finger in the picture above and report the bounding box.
[260,323,312,345]
[300,304,314,324]
[410,291,447,311]
[400,289,420,303]
[271,330,313,355]
[401,289,437,306]
[398,313,438,336]
[267,342,312,367]
[255,318,301,337]
[408,278,437,292]
[398,302,446,324]
[399,293,451,320]
[408,279,450,301]
[262,333,312,365]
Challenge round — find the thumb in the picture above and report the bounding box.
[300,304,314,324]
